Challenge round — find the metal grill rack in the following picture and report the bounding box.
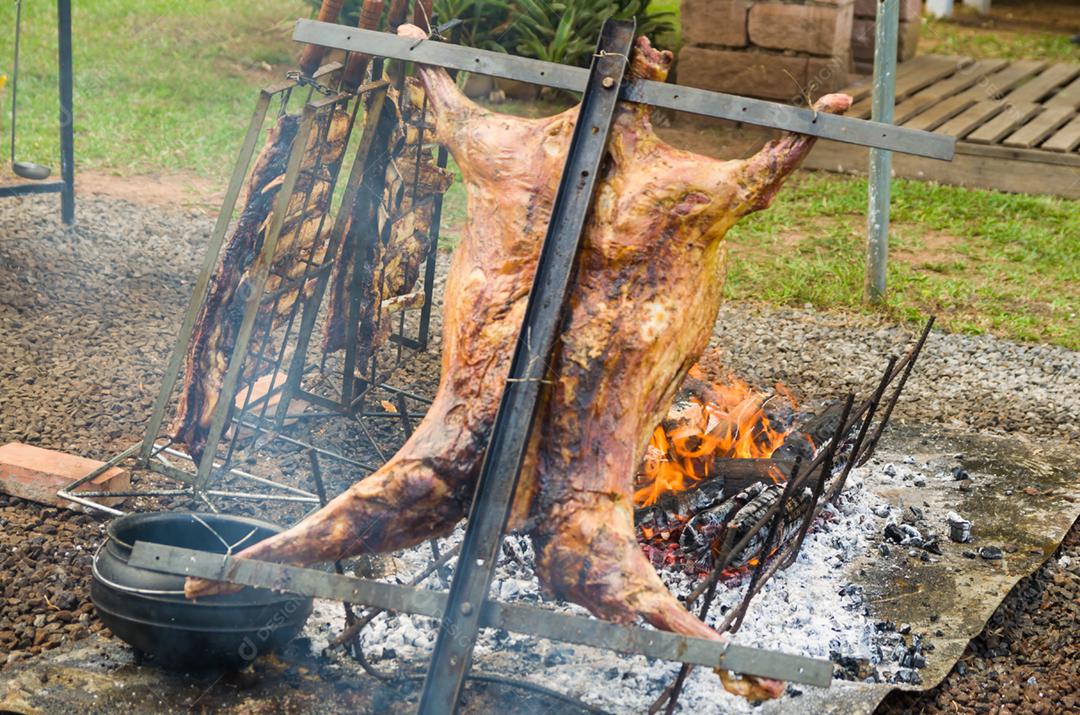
[59,56,448,516]
[122,14,955,715]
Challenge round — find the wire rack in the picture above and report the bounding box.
[60,58,446,518]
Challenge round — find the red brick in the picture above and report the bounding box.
[678,46,810,101]
[852,17,921,62]
[682,0,749,48]
[231,373,309,439]
[0,443,129,509]
[748,2,854,57]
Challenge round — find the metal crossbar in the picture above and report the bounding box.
[128,541,833,687]
[292,20,957,161]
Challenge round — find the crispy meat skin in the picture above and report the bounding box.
[323,81,453,361]
[171,110,350,462]
[187,26,850,697]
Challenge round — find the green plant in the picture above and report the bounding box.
[511,0,676,66]
[304,0,676,65]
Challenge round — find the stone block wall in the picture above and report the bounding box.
[678,0,924,103]
[679,0,855,102]
[852,0,921,73]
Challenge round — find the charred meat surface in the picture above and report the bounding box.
[170,110,350,463]
[323,81,453,365]
[187,24,851,700]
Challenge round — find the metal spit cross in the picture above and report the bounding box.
[134,16,954,715]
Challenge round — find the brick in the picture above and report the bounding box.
[682,0,748,48]
[748,3,854,57]
[852,17,921,62]
[231,372,309,439]
[678,46,810,101]
[855,0,921,20]
[0,443,129,509]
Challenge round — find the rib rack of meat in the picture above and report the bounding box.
[170,108,351,464]
[187,24,852,700]
[323,80,453,365]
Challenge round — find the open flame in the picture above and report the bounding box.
[634,367,798,507]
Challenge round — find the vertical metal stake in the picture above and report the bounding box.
[195,106,318,489]
[57,0,75,224]
[415,18,637,715]
[138,91,275,464]
[865,0,899,303]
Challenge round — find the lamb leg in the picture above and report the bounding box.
[184,388,489,597]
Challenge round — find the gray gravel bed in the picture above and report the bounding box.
[0,194,211,459]
[703,304,1079,444]
[1,193,1077,708]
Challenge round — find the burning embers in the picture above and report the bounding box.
[634,367,837,576]
[634,367,797,508]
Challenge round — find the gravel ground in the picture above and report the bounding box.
[0,195,211,669]
[702,304,1080,444]
[1,194,1078,712]
[880,523,1080,715]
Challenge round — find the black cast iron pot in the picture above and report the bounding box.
[91,511,312,670]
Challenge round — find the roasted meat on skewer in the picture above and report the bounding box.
[323,81,453,365]
[171,109,351,463]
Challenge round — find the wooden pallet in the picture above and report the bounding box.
[804,55,1080,198]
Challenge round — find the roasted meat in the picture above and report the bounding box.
[323,81,453,367]
[187,24,851,699]
[171,109,351,463]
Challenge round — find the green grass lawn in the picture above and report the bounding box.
[723,174,1080,349]
[0,0,309,177]
[920,16,1080,62]
[1,1,1076,350]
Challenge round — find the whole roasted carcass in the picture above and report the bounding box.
[188,24,851,700]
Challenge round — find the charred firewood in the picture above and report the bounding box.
[678,483,766,568]
[711,482,811,571]
[771,431,814,463]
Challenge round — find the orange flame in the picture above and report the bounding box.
[634,367,796,507]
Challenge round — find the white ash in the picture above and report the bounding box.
[304,465,918,713]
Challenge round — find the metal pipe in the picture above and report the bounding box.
[57,0,75,223]
[417,20,637,714]
[865,0,900,302]
[159,446,320,498]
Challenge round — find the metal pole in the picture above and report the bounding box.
[137,91,275,464]
[57,0,75,224]
[415,19,636,714]
[865,0,899,303]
